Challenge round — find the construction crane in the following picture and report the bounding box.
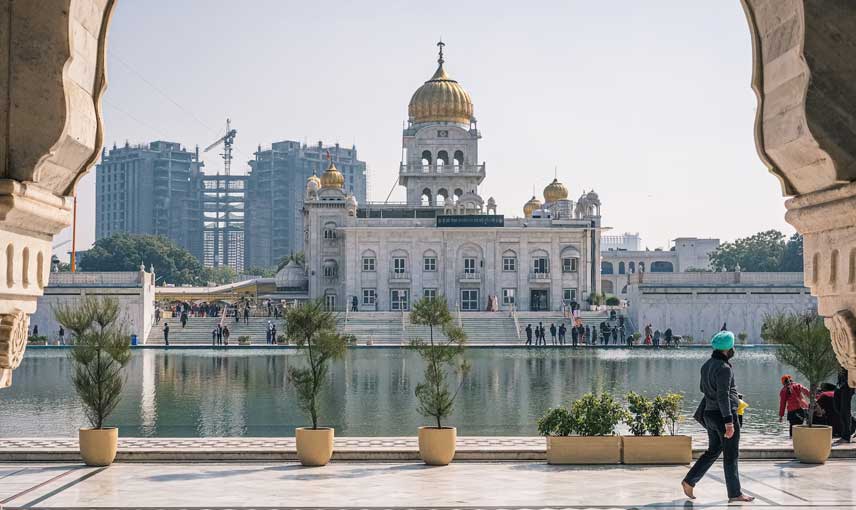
[204,118,237,175]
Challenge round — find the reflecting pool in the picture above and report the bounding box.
[0,347,791,437]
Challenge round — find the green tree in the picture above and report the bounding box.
[243,266,277,278]
[409,296,469,429]
[277,252,305,271]
[55,297,131,429]
[762,312,839,427]
[709,229,802,272]
[202,266,238,285]
[79,233,204,285]
[285,300,348,429]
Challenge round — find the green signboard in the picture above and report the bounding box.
[436,215,505,228]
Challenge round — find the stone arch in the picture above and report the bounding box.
[437,150,449,169]
[421,150,432,168]
[618,261,625,275]
[453,150,464,168]
[650,261,674,273]
[421,188,432,206]
[601,279,615,294]
[322,259,338,278]
[628,261,636,274]
[453,188,463,204]
[323,221,337,240]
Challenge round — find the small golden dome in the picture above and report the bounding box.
[307,173,321,188]
[543,178,569,203]
[320,160,344,189]
[523,196,542,218]
[408,42,473,125]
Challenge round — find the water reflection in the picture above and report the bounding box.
[0,348,790,437]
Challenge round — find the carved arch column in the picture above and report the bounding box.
[742,1,856,384]
[0,0,115,387]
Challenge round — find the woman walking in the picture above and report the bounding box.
[682,330,754,503]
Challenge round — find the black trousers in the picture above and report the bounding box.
[787,409,806,437]
[684,410,742,499]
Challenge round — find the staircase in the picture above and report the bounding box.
[146,316,281,345]
[340,312,404,344]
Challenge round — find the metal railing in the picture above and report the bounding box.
[528,271,551,282]
[389,271,411,281]
[399,163,486,176]
[458,271,482,282]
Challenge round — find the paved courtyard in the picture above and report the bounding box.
[2,460,856,508]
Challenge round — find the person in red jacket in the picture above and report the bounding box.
[779,374,809,437]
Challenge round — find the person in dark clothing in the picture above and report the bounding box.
[352,295,358,312]
[162,323,170,346]
[611,327,618,343]
[835,368,854,442]
[223,325,230,345]
[549,323,557,345]
[571,324,578,347]
[212,328,218,346]
[664,327,673,347]
[585,325,591,344]
[537,322,544,346]
[180,311,188,328]
[814,383,837,428]
[558,323,566,345]
[682,330,753,503]
[525,324,533,347]
[244,307,250,324]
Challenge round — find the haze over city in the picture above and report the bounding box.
[54,0,794,258]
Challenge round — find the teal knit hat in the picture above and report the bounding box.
[711,330,735,351]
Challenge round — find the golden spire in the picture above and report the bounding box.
[320,149,344,189]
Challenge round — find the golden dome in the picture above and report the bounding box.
[523,196,542,218]
[307,172,321,187]
[320,160,344,189]
[408,42,473,125]
[543,178,569,203]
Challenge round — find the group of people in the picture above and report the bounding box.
[523,316,635,347]
[211,324,231,346]
[642,323,677,347]
[265,320,278,344]
[524,321,587,346]
[778,373,854,441]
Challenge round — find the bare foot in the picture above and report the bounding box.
[681,481,695,500]
[728,494,755,503]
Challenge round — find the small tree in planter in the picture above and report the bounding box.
[622,392,690,464]
[54,297,131,466]
[286,300,348,466]
[737,332,748,345]
[538,393,626,464]
[409,296,469,465]
[763,311,840,463]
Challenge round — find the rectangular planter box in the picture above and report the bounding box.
[546,435,621,464]
[622,435,692,464]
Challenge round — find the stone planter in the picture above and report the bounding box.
[295,427,334,466]
[793,425,832,464]
[418,426,456,465]
[622,435,692,464]
[545,435,622,464]
[79,427,118,466]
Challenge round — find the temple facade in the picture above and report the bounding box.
[302,44,604,312]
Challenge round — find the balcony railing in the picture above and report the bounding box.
[399,163,486,176]
[528,271,552,283]
[458,271,482,283]
[389,271,411,282]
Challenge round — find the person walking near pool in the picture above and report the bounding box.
[525,324,533,346]
[162,322,170,346]
[682,330,753,503]
[558,323,566,345]
[538,322,545,346]
[779,374,810,437]
[223,325,230,345]
[212,327,218,346]
[549,323,557,345]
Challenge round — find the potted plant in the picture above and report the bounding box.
[622,392,691,464]
[286,300,348,466]
[737,332,748,345]
[237,335,251,345]
[54,297,131,466]
[537,393,625,464]
[409,296,469,466]
[631,332,641,345]
[763,311,840,463]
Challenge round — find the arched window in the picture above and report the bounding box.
[421,150,432,171]
[421,188,432,206]
[628,261,635,274]
[601,261,614,275]
[618,261,625,274]
[437,150,448,170]
[453,188,463,204]
[323,222,337,240]
[323,259,338,278]
[436,188,448,207]
[650,261,674,273]
[453,150,464,169]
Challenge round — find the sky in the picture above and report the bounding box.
[54,0,794,260]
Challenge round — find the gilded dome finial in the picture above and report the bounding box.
[437,39,445,65]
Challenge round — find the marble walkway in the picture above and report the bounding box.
[3,460,856,508]
[3,434,856,462]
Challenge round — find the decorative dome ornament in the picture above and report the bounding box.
[543,178,569,203]
[306,172,321,193]
[320,150,345,189]
[523,196,542,218]
[408,41,474,125]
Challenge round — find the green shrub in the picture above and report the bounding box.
[537,407,575,436]
[27,335,48,345]
[624,392,652,436]
[570,393,627,436]
[654,393,684,436]
[737,332,748,344]
[237,335,251,345]
[605,296,620,306]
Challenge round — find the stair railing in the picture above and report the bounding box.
[400,310,406,342]
[455,301,462,327]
